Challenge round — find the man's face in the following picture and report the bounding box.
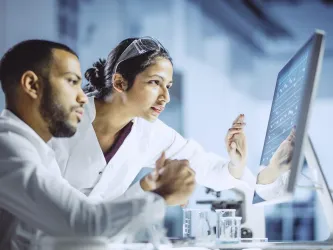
[39,49,87,138]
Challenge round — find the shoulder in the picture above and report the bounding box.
[133,118,179,149]
[134,118,175,136]
[135,117,172,131]
[0,117,39,159]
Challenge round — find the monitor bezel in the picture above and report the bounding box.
[253,30,325,205]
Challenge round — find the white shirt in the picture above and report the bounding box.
[49,96,255,201]
[0,109,165,249]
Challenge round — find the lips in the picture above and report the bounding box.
[75,108,84,115]
[151,106,165,114]
[74,108,84,120]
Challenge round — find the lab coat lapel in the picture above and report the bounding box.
[62,102,106,190]
[89,119,141,199]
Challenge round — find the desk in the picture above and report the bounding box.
[172,241,333,250]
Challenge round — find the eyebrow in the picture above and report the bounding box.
[148,74,173,83]
[63,72,82,80]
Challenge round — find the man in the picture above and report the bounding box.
[0,40,195,249]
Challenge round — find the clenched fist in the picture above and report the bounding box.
[141,152,196,205]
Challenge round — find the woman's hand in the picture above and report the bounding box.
[225,114,247,179]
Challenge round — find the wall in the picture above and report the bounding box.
[0,0,58,110]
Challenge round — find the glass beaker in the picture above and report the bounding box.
[216,216,242,243]
[183,208,212,242]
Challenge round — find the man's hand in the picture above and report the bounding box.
[141,152,196,206]
[257,128,295,184]
[225,114,247,179]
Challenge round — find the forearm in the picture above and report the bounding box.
[228,162,246,179]
[0,161,157,237]
[256,166,280,184]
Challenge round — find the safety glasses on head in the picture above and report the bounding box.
[86,37,167,98]
[112,36,167,74]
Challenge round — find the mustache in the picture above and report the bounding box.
[70,105,83,112]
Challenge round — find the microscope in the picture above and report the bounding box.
[196,187,265,238]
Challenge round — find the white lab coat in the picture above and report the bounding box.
[49,96,255,201]
[0,110,165,249]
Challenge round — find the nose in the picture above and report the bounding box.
[160,86,170,104]
[77,88,88,105]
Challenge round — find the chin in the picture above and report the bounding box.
[50,121,78,138]
[142,115,158,123]
[51,128,77,138]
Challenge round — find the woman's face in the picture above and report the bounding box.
[125,57,173,122]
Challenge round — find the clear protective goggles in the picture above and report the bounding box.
[86,37,167,97]
[112,36,167,74]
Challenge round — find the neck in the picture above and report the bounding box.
[7,102,52,143]
[93,97,134,136]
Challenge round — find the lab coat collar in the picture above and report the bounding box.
[0,109,55,159]
[79,97,140,199]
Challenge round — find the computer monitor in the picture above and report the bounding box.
[252,30,326,205]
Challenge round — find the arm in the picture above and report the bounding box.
[143,119,254,191]
[0,134,165,237]
[255,169,291,201]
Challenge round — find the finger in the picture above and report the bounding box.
[184,165,196,175]
[147,169,159,181]
[180,166,191,176]
[176,160,195,175]
[156,151,166,170]
[228,141,237,154]
[227,130,244,142]
[232,114,244,125]
[183,176,196,187]
[232,122,246,128]
[228,128,243,135]
[179,159,190,166]
[231,124,246,130]
[229,135,245,155]
[184,166,196,178]
[186,180,196,189]
[287,131,296,142]
[158,167,166,175]
[288,127,296,137]
[231,133,243,141]
[164,158,173,166]
[184,175,196,185]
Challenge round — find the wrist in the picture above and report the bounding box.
[228,161,245,179]
[257,165,280,184]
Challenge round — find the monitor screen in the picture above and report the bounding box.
[253,31,325,205]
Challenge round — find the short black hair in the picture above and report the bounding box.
[0,39,78,97]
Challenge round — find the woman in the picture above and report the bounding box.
[49,37,254,204]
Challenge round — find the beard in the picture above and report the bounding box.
[39,80,77,138]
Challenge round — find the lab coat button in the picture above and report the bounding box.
[99,171,102,175]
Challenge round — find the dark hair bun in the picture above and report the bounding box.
[84,58,106,89]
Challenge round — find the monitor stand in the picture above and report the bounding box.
[303,135,333,242]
